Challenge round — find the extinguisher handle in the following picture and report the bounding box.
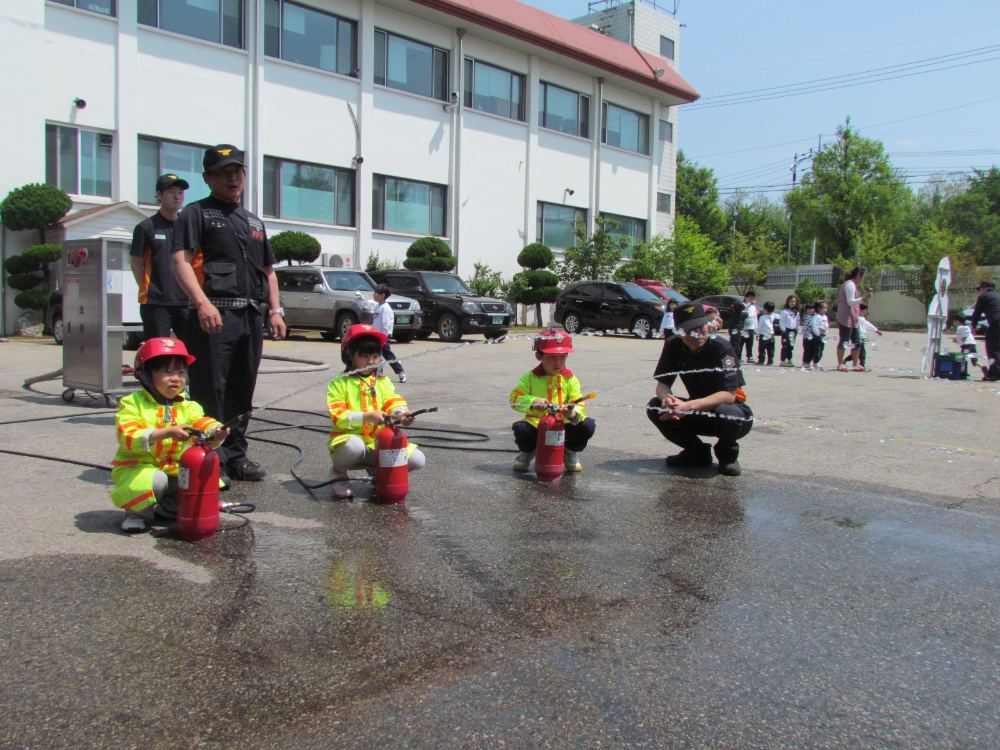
[384,406,438,426]
[218,410,254,431]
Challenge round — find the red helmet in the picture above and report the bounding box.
[134,338,196,370]
[341,324,387,366]
[534,327,574,354]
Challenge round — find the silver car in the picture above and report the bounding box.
[275,266,423,341]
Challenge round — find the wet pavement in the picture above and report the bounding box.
[3,417,1000,749]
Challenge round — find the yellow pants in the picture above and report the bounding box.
[109,465,169,512]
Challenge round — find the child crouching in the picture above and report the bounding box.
[111,338,228,533]
[510,328,596,473]
[327,324,425,498]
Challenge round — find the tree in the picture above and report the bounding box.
[785,119,912,263]
[0,183,72,243]
[403,237,456,272]
[3,245,62,313]
[465,261,504,298]
[676,150,726,242]
[270,230,321,265]
[938,167,1000,265]
[365,250,399,273]
[793,278,826,306]
[22,244,62,293]
[727,230,783,296]
[897,223,980,308]
[511,243,560,326]
[829,221,902,294]
[555,217,628,284]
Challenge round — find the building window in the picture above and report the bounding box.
[536,202,586,250]
[49,0,115,16]
[263,157,355,226]
[600,212,646,259]
[46,125,112,198]
[373,30,448,101]
[463,59,525,121]
[538,82,590,138]
[657,192,672,214]
[137,136,211,205]
[372,176,446,236]
[138,0,243,49]
[602,102,649,155]
[659,35,675,60]
[264,0,355,76]
[658,120,673,143]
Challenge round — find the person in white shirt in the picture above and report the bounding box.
[856,302,882,370]
[778,295,800,367]
[756,301,776,365]
[658,299,679,339]
[807,301,830,370]
[952,312,986,376]
[372,284,406,383]
[740,291,759,363]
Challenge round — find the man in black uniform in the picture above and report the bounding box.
[130,174,190,339]
[646,302,753,476]
[970,279,1000,382]
[171,145,287,481]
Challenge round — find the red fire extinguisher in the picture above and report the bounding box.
[177,430,221,541]
[535,409,566,482]
[374,422,410,504]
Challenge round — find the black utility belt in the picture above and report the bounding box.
[197,297,260,309]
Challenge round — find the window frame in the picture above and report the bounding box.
[372,174,447,237]
[138,0,244,49]
[463,57,526,122]
[599,212,646,259]
[658,119,673,143]
[373,29,449,102]
[46,123,114,199]
[659,35,675,60]
[264,0,356,77]
[656,192,672,214]
[538,81,590,139]
[536,201,587,250]
[137,135,212,206]
[48,0,116,17]
[601,101,650,156]
[262,155,356,227]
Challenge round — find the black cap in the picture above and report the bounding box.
[155,173,190,192]
[203,144,245,172]
[674,302,710,330]
[979,279,995,290]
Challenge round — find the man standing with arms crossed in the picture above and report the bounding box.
[130,174,190,339]
[171,145,286,482]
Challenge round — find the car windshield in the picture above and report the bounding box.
[425,273,474,294]
[323,271,375,292]
[622,284,662,301]
[660,289,688,303]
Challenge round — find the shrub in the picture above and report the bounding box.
[14,291,50,311]
[517,243,553,271]
[511,242,560,326]
[0,183,72,242]
[403,237,456,271]
[7,273,44,292]
[270,230,321,265]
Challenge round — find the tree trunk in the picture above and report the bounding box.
[534,302,543,327]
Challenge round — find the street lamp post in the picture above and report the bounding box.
[786,150,815,264]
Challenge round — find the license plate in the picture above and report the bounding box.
[491,316,504,325]
[396,315,411,324]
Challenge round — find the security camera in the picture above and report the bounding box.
[74,98,87,109]
[352,155,364,165]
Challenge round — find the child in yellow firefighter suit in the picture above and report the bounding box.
[510,327,596,472]
[111,338,228,533]
[326,324,426,499]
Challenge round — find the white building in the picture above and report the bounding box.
[0,0,697,333]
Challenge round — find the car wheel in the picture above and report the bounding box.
[415,330,432,340]
[338,311,359,339]
[437,313,463,342]
[562,312,582,334]
[485,329,507,342]
[52,313,64,346]
[393,332,414,343]
[320,330,339,342]
[632,315,653,339]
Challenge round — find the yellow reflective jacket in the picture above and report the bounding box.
[510,365,587,427]
[327,373,411,452]
[111,390,221,475]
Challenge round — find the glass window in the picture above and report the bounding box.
[538,82,590,138]
[423,273,471,294]
[536,202,586,250]
[463,59,525,121]
[139,0,243,49]
[50,0,116,15]
[324,270,374,291]
[602,102,649,155]
[264,0,356,76]
[372,175,446,236]
[374,30,448,101]
[658,120,673,143]
[262,156,355,226]
[656,192,672,214]
[137,136,211,205]
[659,35,675,60]
[600,212,645,259]
[46,124,112,198]
[621,283,660,300]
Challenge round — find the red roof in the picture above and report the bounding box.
[406,0,700,102]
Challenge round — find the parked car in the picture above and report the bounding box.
[553,281,667,338]
[368,270,513,342]
[275,266,423,341]
[634,279,689,305]
[692,294,757,330]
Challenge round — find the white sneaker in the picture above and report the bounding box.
[564,450,582,472]
[331,471,353,498]
[512,451,534,471]
[121,511,148,533]
[399,373,407,383]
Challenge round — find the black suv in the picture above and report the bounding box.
[553,281,667,338]
[369,270,513,342]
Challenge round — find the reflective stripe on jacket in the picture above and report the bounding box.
[327,373,410,451]
[111,390,220,476]
[510,365,586,428]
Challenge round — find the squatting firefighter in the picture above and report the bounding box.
[509,327,596,473]
[111,338,228,533]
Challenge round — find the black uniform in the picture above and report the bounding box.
[970,290,1000,381]
[172,196,276,469]
[646,334,753,464]
[131,212,190,339]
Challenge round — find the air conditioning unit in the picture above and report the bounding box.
[320,253,353,268]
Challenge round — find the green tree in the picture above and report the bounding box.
[403,237,456,272]
[0,183,72,243]
[897,223,978,308]
[676,150,727,242]
[793,278,826,306]
[22,244,62,293]
[555,217,628,284]
[465,261,504,298]
[938,167,1000,264]
[785,119,912,263]
[270,230,321,265]
[365,250,399,273]
[511,243,560,326]
[727,230,783,296]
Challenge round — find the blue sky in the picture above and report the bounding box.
[530,0,1000,202]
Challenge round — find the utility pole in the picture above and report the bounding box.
[786,150,815,264]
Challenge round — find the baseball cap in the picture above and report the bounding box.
[673,302,710,330]
[155,173,190,192]
[203,144,245,172]
[978,279,995,290]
